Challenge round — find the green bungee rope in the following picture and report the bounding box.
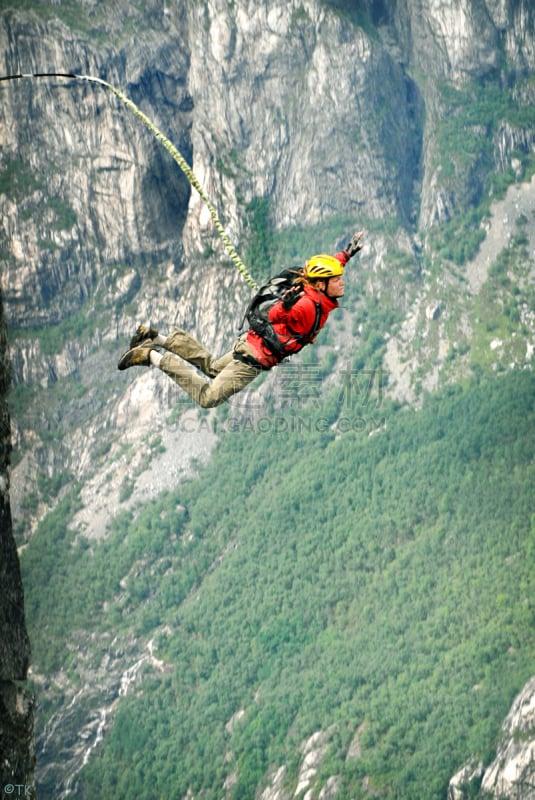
[0,71,259,290]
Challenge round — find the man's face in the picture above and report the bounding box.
[325,275,345,298]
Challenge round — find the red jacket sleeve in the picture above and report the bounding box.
[333,249,350,266]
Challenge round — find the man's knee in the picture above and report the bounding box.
[198,393,224,409]
[199,381,244,408]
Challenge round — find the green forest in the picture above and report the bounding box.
[21,369,535,799]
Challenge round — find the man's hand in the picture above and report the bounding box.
[345,230,365,258]
[281,284,304,310]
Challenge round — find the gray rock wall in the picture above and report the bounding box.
[0,286,34,793]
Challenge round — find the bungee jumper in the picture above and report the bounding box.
[117,231,365,408]
[1,72,365,409]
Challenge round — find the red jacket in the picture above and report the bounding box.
[246,249,349,368]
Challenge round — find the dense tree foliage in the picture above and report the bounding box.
[21,370,535,799]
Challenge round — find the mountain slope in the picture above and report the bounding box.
[21,370,535,799]
[1,0,534,797]
[1,0,533,543]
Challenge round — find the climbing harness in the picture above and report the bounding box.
[0,71,259,290]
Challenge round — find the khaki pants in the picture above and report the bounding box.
[159,328,262,408]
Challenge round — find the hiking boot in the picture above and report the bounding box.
[117,340,155,370]
[129,324,158,349]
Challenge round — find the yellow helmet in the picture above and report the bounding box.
[304,254,344,279]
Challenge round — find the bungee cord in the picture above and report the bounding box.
[0,71,259,291]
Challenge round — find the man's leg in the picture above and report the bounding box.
[162,327,233,378]
[119,327,264,407]
[157,351,259,408]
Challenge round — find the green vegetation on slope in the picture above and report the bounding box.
[21,370,535,799]
[429,76,535,266]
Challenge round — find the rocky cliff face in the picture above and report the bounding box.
[448,676,535,800]
[0,287,34,794]
[0,0,534,796]
[480,675,535,800]
[1,0,533,504]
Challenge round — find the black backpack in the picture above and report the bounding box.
[241,269,321,358]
